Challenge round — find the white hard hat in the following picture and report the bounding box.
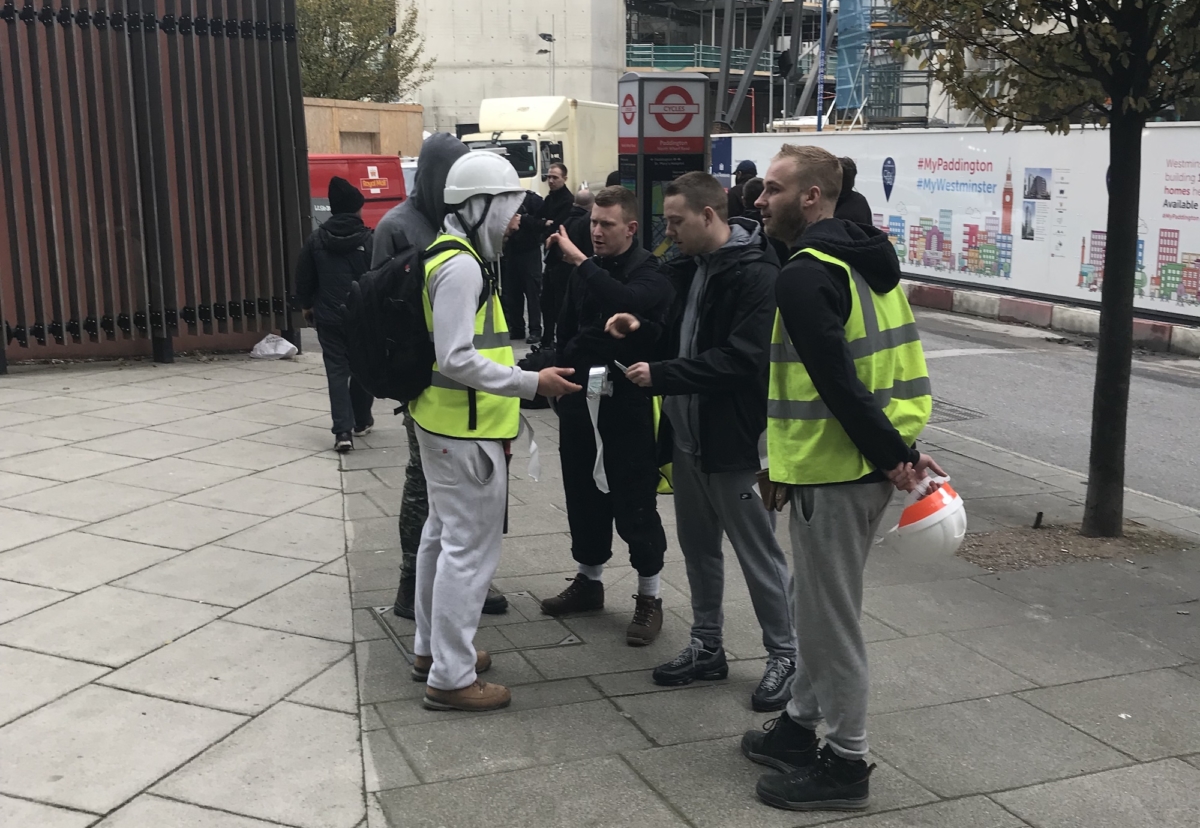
[885,481,968,559]
[443,151,524,206]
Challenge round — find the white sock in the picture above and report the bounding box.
[637,574,661,598]
[578,563,604,582]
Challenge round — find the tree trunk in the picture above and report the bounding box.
[1081,114,1144,537]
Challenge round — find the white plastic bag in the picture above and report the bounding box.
[250,333,298,360]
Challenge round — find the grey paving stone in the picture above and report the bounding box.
[1,478,174,523]
[1097,603,1200,660]
[502,502,574,537]
[1186,752,1200,770]
[298,493,344,519]
[355,608,388,641]
[975,560,1194,617]
[318,556,349,576]
[349,492,388,519]
[348,518,403,554]
[241,423,334,451]
[175,439,312,472]
[1019,669,1200,761]
[1180,663,1200,680]
[89,401,203,426]
[133,375,234,395]
[0,578,73,623]
[357,639,428,705]
[392,699,649,782]
[115,545,316,607]
[949,615,1186,686]
[347,547,404,592]
[339,447,409,471]
[75,429,215,461]
[4,396,111,417]
[829,796,1028,828]
[521,611,695,679]
[288,654,359,714]
[342,469,388,493]
[0,645,108,725]
[152,414,275,441]
[0,469,62,498]
[216,401,320,426]
[868,633,1034,714]
[0,685,244,813]
[863,578,1039,636]
[352,588,397,610]
[0,431,66,461]
[95,456,251,495]
[0,793,97,828]
[154,702,363,828]
[364,728,420,792]
[86,501,265,551]
[256,455,343,490]
[179,475,329,517]
[377,755,689,828]
[228,572,352,642]
[378,677,602,728]
[616,681,774,745]
[217,513,345,562]
[9,413,141,442]
[0,445,142,481]
[94,795,282,827]
[624,736,937,828]
[0,585,224,667]
[100,620,348,714]
[995,759,1200,828]
[870,695,1126,797]
[0,507,83,553]
[275,391,332,412]
[590,658,770,697]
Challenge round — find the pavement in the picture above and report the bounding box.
[1,327,1199,828]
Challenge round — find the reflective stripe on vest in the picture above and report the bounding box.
[767,247,932,485]
[408,234,521,440]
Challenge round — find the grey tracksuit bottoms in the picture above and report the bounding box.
[674,450,797,659]
[785,480,894,760]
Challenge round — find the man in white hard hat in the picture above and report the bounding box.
[407,151,580,712]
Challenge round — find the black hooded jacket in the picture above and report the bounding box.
[296,214,373,325]
[776,218,921,482]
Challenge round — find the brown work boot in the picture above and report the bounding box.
[424,679,511,712]
[540,574,604,616]
[410,650,493,683]
[627,594,663,646]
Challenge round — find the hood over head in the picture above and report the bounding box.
[410,133,471,229]
[316,213,371,254]
[445,191,526,261]
[798,218,901,293]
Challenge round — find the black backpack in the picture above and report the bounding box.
[341,237,476,405]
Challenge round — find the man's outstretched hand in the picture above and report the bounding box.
[604,313,641,339]
[537,366,581,398]
[887,453,946,493]
[546,225,588,266]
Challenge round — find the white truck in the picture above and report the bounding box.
[461,97,617,196]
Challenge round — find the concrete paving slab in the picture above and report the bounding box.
[88,401,203,426]
[176,439,313,472]
[391,699,650,783]
[348,518,405,554]
[354,608,388,642]
[961,492,1086,528]
[1019,669,1200,760]
[0,507,83,552]
[342,469,388,493]
[500,503,575,538]
[0,431,67,461]
[949,615,1186,686]
[624,736,938,828]
[0,409,67,430]
[924,454,1063,499]
[863,578,1040,636]
[351,588,397,610]
[255,455,343,490]
[377,755,688,828]
[349,492,389,519]
[319,556,349,576]
[0,585,224,667]
[0,684,244,813]
[1,478,175,523]
[0,386,50,403]
[1179,663,1200,679]
[75,430,216,462]
[0,645,109,725]
[94,456,251,495]
[289,654,359,714]
[216,401,320,426]
[9,413,139,442]
[377,678,602,729]
[227,572,352,642]
[2,396,111,418]
[995,759,1200,828]
[154,702,363,828]
[298,493,344,519]
[0,469,58,499]
[1095,604,1200,661]
[357,639,428,705]
[115,545,316,607]
[615,681,772,745]
[868,634,1034,713]
[521,612,694,679]
[217,513,346,562]
[829,796,1028,828]
[974,560,1193,616]
[864,550,991,587]
[590,658,768,698]
[347,549,405,595]
[871,695,1126,797]
[275,391,331,412]
[151,414,275,441]
[0,579,73,623]
[100,620,348,714]
[86,501,265,551]
[179,476,328,517]
[240,423,334,451]
[363,728,420,792]
[0,793,98,827]
[132,375,234,395]
[94,795,282,827]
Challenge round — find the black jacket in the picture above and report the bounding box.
[775,218,921,483]
[538,186,576,267]
[296,214,373,325]
[835,190,874,225]
[556,243,674,398]
[563,205,594,259]
[505,190,547,253]
[647,218,780,473]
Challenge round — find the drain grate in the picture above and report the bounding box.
[929,399,985,424]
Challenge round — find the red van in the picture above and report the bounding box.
[308,154,407,230]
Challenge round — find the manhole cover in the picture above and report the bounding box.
[929,399,985,424]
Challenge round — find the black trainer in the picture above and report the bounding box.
[755,744,876,812]
[652,638,729,686]
[741,710,819,773]
[393,575,416,619]
[482,586,509,615]
[335,432,353,453]
[751,656,796,712]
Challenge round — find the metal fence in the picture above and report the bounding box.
[0,0,310,372]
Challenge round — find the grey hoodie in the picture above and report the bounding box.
[371,133,470,268]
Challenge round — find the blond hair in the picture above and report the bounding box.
[774,144,842,204]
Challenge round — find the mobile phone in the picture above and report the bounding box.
[613,360,629,373]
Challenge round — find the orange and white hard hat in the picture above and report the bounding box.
[886,480,968,558]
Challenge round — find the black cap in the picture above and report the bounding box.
[328,176,365,215]
[736,159,757,175]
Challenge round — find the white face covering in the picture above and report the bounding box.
[446,191,525,261]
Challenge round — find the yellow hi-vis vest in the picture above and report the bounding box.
[767,248,931,485]
[408,234,520,440]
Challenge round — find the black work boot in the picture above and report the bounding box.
[756,744,876,812]
[392,574,416,620]
[540,574,605,616]
[652,639,728,686]
[482,586,509,615]
[741,710,819,773]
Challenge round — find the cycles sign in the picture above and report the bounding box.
[648,86,700,132]
[641,79,706,154]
